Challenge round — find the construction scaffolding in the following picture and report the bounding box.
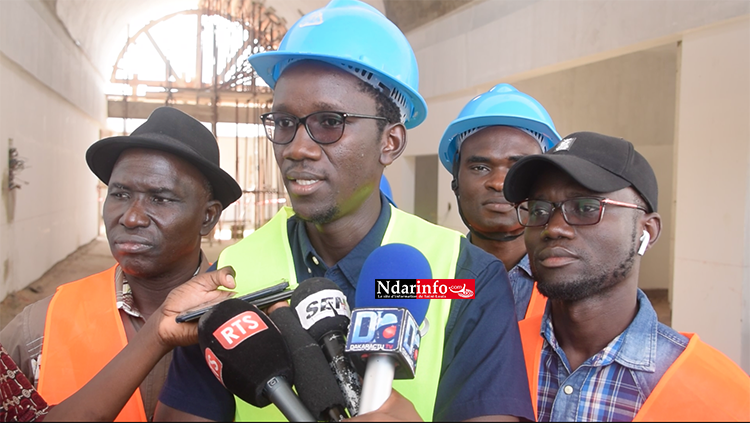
[106,0,289,238]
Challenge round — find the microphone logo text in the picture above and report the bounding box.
[345,308,422,378]
[295,289,351,330]
[204,347,224,385]
[212,311,269,350]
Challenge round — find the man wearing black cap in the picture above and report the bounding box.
[503,131,750,421]
[0,107,242,421]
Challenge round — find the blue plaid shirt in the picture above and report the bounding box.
[466,234,534,321]
[508,254,534,321]
[536,289,688,422]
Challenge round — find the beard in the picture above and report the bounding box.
[295,204,340,226]
[536,225,639,302]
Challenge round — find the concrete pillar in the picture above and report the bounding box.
[671,17,750,372]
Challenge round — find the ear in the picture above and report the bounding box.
[639,212,662,255]
[379,123,407,166]
[200,199,223,236]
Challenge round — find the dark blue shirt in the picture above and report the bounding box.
[160,198,533,421]
[508,254,535,320]
[467,232,535,321]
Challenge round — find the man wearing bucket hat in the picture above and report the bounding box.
[439,84,561,322]
[156,0,533,421]
[503,131,750,421]
[0,106,242,421]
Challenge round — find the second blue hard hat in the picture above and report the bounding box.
[438,83,561,172]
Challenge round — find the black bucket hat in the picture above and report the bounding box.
[86,107,242,209]
[504,131,658,212]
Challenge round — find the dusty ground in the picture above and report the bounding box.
[0,237,672,330]
[0,236,237,330]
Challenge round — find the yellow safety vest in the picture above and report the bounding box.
[217,205,463,421]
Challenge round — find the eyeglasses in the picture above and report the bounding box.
[259,111,389,145]
[515,197,648,227]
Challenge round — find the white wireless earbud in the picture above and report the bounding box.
[638,230,650,256]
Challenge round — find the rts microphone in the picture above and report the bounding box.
[346,243,431,415]
[269,306,349,421]
[197,299,315,422]
[291,277,361,416]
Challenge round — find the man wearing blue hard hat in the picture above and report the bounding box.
[156,0,533,421]
[439,84,561,322]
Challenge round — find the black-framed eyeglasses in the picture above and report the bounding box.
[515,197,648,227]
[259,111,389,145]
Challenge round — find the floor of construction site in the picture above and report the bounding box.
[0,237,672,330]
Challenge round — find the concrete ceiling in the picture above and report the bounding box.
[51,0,385,80]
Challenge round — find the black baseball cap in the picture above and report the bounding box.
[503,131,658,212]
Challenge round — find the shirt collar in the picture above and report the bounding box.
[540,289,659,372]
[115,251,209,318]
[515,254,533,278]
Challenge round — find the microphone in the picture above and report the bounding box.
[346,243,431,415]
[197,299,315,422]
[291,277,362,416]
[268,306,349,421]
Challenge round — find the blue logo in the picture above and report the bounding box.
[345,308,421,378]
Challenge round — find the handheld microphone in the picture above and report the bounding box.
[346,243,431,415]
[269,306,349,421]
[197,299,315,422]
[291,277,361,416]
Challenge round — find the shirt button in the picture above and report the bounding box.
[307,267,312,274]
[312,256,319,265]
[563,385,574,395]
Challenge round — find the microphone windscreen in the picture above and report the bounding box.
[291,277,351,341]
[198,299,293,408]
[355,243,431,324]
[269,306,347,419]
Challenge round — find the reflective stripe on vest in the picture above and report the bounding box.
[38,266,147,422]
[519,315,750,421]
[217,205,462,421]
[523,282,547,320]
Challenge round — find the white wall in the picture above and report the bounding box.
[671,17,750,372]
[0,0,105,302]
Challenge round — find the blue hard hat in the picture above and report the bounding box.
[438,83,561,173]
[248,0,427,129]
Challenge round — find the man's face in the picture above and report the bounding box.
[457,126,541,234]
[270,62,386,224]
[104,148,211,278]
[524,168,641,301]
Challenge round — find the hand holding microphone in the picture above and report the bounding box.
[346,244,432,415]
[197,299,316,422]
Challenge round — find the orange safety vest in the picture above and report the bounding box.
[519,314,750,421]
[524,282,547,320]
[37,266,147,422]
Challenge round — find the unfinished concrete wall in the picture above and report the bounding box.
[0,0,105,303]
[671,17,750,373]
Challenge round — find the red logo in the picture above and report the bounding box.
[204,348,224,385]
[213,311,268,350]
[415,279,475,299]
